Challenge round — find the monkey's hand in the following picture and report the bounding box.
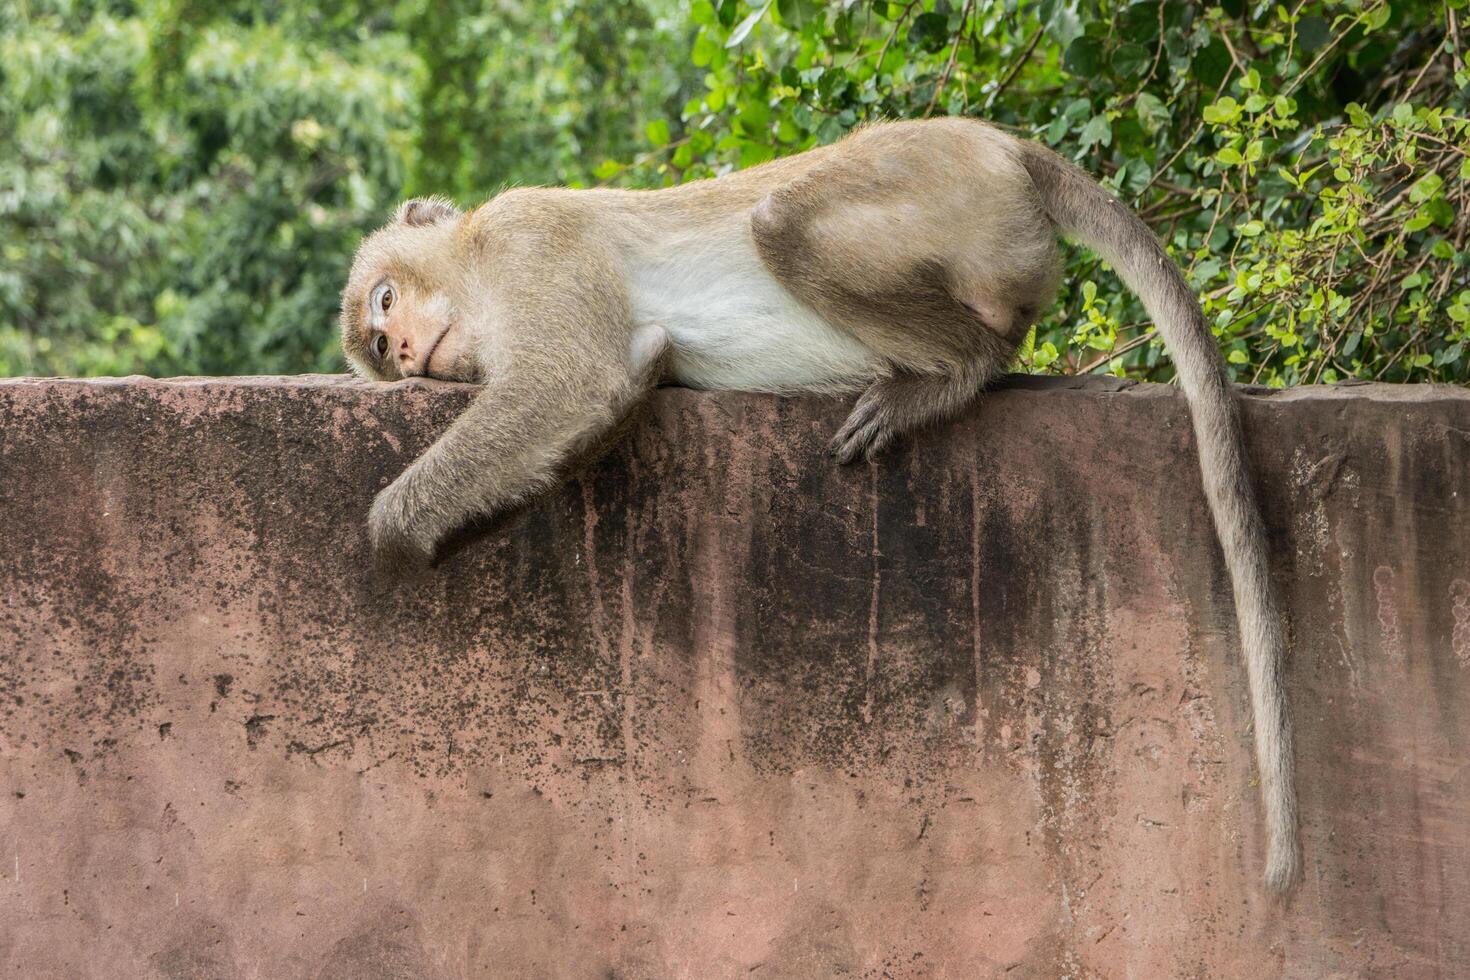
[368,476,437,576]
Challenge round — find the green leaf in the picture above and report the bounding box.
[1136,92,1170,134]
[1112,42,1151,79]
[1040,0,1084,48]
[1237,220,1265,237]
[645,119,671,146]
[1193,37,1231,88]
[1078,113,1112,149]
[692,32,720,67]
[1363,2,1392,32]
[1409,173,1443,203]
[1216,146,1243,166]
[1120,3,1163,43]
[908,12,951,52]
[817,66,848,100]
[1202,97,1240,125]
[737,98,772,132]
[739,140,776,167]
[1064,36,1104,75]
[1425,197,1455,228]
[1297,14,1331,50]
[725,2,771,47]
[1163,26,1189,62]
[1045,115,1071,144]
[776,0,819,29]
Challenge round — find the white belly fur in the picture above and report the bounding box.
[623,229,881,393]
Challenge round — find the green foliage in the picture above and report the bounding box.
[622,0,1470,385]
[405,0,691,196]
[3,0,1468,384]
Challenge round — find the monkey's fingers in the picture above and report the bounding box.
[370,529,435,580]
[367,486,437,579]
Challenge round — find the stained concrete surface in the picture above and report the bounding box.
[1,374,1468,978]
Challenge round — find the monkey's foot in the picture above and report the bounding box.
[830,383,906,464]
[830,372,982,464]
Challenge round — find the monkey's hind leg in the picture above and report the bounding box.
[748,124,1050,464]
[830,360,1004,464]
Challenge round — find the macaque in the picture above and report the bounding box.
[340,118,1299,893]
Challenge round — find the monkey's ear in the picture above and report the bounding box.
[394,197,462,228]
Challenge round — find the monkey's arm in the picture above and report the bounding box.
[370,364,610,570]
[369,240,652,571]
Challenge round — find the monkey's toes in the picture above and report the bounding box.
[830,416,896,464]
[831,394,901,464]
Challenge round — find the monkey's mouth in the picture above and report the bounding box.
[420,322,453,378]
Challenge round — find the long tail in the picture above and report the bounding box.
[1015,139,1301,894]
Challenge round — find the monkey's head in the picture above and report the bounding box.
[340,197,482,384]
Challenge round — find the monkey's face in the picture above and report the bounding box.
[349,277,472,382]
[341,197,482,384]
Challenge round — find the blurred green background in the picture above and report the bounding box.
[2,0,1467,383]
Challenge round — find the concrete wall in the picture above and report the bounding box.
[1,374,1468,979]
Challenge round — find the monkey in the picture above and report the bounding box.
[339,117,1300,894]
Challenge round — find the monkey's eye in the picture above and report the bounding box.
[380,286,395,313]
[373,333,388,360]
